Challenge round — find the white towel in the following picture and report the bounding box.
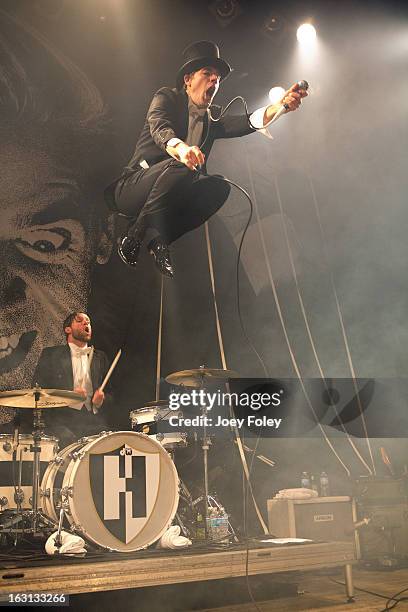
[45,530,87,555]
[274,488,319,500]
[157,525,192,549]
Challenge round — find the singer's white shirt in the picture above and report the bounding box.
[68,343,93,411]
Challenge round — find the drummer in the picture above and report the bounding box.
[30,312,112,443]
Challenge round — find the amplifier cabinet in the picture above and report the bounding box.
[267,496,357,547]
[356,502,408,559]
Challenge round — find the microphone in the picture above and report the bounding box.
[345,516,371,536]
[273,79,309,123]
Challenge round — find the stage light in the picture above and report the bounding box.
[262,13,286,43]
[264,15,284,34]
[268,86,285,104]
[209,0,243,28]
[297,23,317,45]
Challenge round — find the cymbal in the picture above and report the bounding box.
[132,399,169,410]
[165,368,239,388]
[143,399,169,407]
[0,388,85,409]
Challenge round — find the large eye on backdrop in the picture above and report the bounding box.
[15,221,86,265]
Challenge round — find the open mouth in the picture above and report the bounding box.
[0,331,37,375]
[206,86,216,98]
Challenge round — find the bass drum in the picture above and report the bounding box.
[42,431,179,552]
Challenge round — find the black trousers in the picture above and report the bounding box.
[113,159,231,244]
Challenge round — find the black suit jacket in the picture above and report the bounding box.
[30,345,112,444]
[123,87,255,175]
[33,345,109,394]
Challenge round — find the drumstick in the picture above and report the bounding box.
[88,346,94,369]
[100,349,122,392]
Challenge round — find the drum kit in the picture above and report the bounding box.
[0,367,238,552]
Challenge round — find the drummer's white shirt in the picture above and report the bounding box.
[68,343,93,411]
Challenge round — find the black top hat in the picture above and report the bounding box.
[176,40,232,90]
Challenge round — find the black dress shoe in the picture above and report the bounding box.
[148,238,174,278]
[117,235,142,267]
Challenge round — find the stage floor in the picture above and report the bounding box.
[0,540,355,602]
[194,566,408,612]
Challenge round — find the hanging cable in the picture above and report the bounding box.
[274,175,373,474]
[308,175,376,475]
[155,276,164,402]
[204,222,269,534]
[242,146,351,476]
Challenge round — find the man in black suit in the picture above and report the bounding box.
[106,40,307,277]
[32,312,111,443]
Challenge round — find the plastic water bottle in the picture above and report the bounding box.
[217,507,229,542]
[206,507,229,542]
[310,474,319,494]
[301,471,310,488]
[195,512,206,540]
[320,471,330,497]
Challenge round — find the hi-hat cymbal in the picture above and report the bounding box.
[0,388,85,409]
[165,368,239,388]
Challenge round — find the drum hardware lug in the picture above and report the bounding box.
[13,489,24,505]
[181,432,187,440]
[0,497,8,507]
[70,523,83,534]
[61,486,73,498]
[55,499,69,513]
[71,450,85,461]
[29,496,33,507]
[156,433,164,442]
[2,442,11,452]
[42,488,50,499]
[53,455,64,465]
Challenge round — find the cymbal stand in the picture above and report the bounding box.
[53,506,65,551]
[197,366,210,539]
[29,387,57,536]
[197,367,236,543]
[31,387,43,533]
[10,413,24,545]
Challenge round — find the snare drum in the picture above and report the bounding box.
[0,434,58,510]
[130,407,187,449]
[41,431,179,551]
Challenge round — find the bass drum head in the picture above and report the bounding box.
[63,431,179,552]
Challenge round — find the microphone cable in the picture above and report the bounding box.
[195,166,269,377]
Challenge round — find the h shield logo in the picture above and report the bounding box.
[90,444,160,543]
